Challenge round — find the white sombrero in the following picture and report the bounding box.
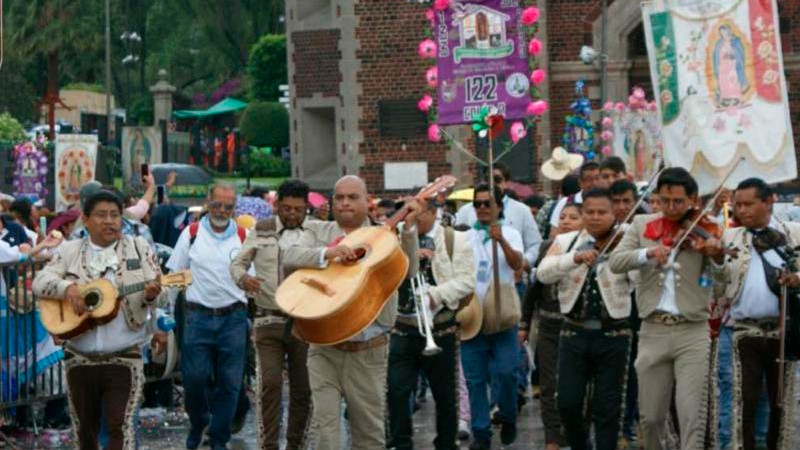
[541,147,584,181]
[150,331,178,379]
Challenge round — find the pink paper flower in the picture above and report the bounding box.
[602,146,612,156]
[632,87,646,100]
[603,101,614,112]
[510,121,527,144]
[601,117,613,128]
[528,38,543,56]
[418,39,437,59]
[426,67,438,88]
[433,0,450,11]
[529,69,546,86]
[647,101,658,111]
[521,7,540,26]
[418,95,433,112]
[615,102,626,112]
[526,100,549,116]
[428,124,442,142]
[425,9,435,22]
[601,130,613,142]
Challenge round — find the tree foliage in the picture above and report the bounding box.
[240,101,289,148]
[0,55,39,124]
[247,35,287,102]
[0,113,28,143]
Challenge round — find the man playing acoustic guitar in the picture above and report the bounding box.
[282,175,420,450]
[33,190,165,450]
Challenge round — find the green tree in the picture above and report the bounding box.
[239,101,289,148]
[0,113,27,143]
[0,54,40,124]
[247,34,287,102]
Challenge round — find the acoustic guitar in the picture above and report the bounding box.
[38,270,192,339]
[275,175,457,345]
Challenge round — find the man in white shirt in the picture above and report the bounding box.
[709,177,800,450]
[33,190,164,450]
[548,161,601,231]
[609,168,719,450]
[166,183,250,450]
[455,164,542,268]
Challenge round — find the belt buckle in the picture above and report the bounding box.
[663,314,678,325]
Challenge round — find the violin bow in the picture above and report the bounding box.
[595,157,668,261]
[668,157,745,260]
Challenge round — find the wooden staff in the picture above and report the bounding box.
[777,283,787,406]
[487,131,501,319]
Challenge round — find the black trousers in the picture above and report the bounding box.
[736,335,783,450]
[557,325,631,450]
[536,317,564,446]
[388,323,458,450]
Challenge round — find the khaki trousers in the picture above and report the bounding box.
[308,341,389,450]
[253,320,311,450]
[635,320,711,450]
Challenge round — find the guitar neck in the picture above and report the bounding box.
[119,281,149,297]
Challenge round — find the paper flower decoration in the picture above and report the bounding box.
[603,101,614,112]
[528,38,543,56]
[417,95,433,112]
[601,131,613,142]
[418,39,437,59]
[602,146,612,156]
[471,105,505,139]
[615,102,626,112]
[510,121,527,144]
[427,124,442,142]
[433,0,450,10]
[521,7,540,26]
[527,100,549,116]
[425,67,438,88]
[530,69,546,86]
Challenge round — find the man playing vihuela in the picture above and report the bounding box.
[387,198,475,450]
[33,190,165,450]
[537,188,633,450]
[708,177,800,450]
[281,175,420,450]
[230,179,322,450]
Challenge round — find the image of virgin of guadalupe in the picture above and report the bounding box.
[712,24,750,108]
[129,129,152,186]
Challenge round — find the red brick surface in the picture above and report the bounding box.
[292,30,343,99]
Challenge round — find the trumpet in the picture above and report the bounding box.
[411,273,442,356]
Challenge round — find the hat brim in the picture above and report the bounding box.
[150,331,178,379]
[540,153,584,181]
[456,295,483,341]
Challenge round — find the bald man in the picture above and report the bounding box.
[283,176,420,450]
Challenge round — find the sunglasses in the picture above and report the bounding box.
[473,200,492,209]
[208,201,235,211]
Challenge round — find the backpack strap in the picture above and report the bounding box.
[189,221,246,246]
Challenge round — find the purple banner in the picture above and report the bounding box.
[435,0,529,125]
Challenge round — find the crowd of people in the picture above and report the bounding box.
[0,153,797,450]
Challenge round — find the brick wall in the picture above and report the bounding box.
[292,30,342,99]
[782,1,800,166]
[354,0,456,194]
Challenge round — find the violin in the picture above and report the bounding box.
[663,208,738,258]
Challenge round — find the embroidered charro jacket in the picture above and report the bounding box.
[537,229,632,319]
[33,235,162,330]
[712,221,800,309]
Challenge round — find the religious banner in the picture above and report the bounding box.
[642,0,795,194]
[55,134,97,211]
[12,141,49,202]
[122,126,162,189]
[434,0,532,125]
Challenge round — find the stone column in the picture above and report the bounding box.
[149,69,176,125]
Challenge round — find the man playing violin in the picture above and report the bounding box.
[537,188,633,450]
[609,168,719,450]
[33,190,164,450]
[707,177,800,450]
[282,175,420,450]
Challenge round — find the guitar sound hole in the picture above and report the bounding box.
[84,292,101,310]
[353,245,370,262]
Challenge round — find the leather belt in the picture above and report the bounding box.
[539,310,563,321]
[65,345,141,362]
[736,318,779,332]
[254,307,288,319]
[563,317,628,331]
[185,301,246,316]
[331,333,389,352]
[646,312,688,325]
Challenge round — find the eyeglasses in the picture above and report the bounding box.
[473,200,492,209]
[208,201,235,211]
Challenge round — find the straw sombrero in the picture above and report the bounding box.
[456,294,483,341]
[541,147,584,181]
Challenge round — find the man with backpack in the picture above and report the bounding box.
[166,183,250,450]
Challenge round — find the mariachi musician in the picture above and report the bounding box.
[33,190,165,450]
[609,168,720,450]
[708,177,800,450]
[281,175,420,450]
[387,199,475,450]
